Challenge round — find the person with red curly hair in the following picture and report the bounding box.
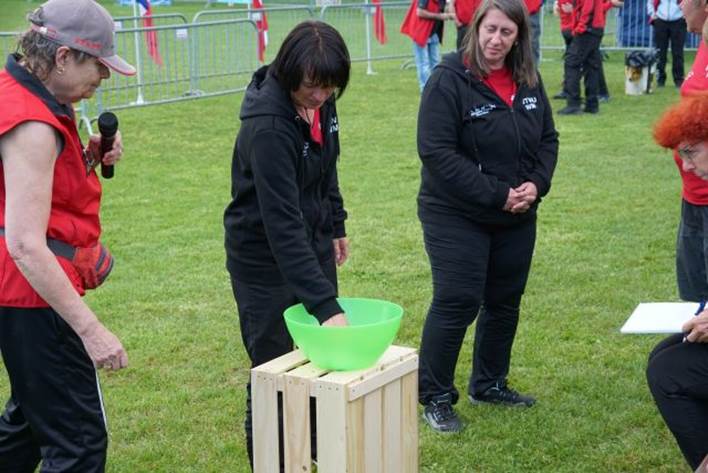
[654,92,708,179]
[647,92,708,471]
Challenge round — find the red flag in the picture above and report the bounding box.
[372,0,387,45]
[251,0,269,63]
[137,0,163,66]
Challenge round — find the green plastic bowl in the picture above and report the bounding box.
[283,298,403,371]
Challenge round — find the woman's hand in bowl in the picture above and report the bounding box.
[322,312,348,326]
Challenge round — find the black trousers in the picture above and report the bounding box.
[564,30,603,109]
[231,258,337,471]
[652,18,687,86]
[676,200,708,302]
[646,334,708,470]
[561,30,608,97]
[0,307,107,473]
[418,217,536,405]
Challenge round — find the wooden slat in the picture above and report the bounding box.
[320,345,417,387]
[251,370,279,473]
[283,372,314,473]
[382,379,401,472]
[347,396,366,473]
[348,356,418,401]
[400,371,419,473]
[364,389,383,473]
[251,349,308,375]
[278,363,328,393]
[315,380,348,473]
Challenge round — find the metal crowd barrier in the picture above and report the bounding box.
[0,32,19,58]
[320,1,410,73]
[3,0,703,123]
[1,19,258,125]
[193,5,318,64]
[87,18,259,118]
[114,13,190,26]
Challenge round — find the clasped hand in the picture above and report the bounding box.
[504,181,538,214]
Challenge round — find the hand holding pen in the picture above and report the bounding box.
[682,300,708,343]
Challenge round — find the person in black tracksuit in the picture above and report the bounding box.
[223,21,351,470]
[416,0,558,433]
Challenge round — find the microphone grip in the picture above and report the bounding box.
[100,135,115,179]
[98,111,119,180]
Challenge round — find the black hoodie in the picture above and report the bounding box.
[417,51,559,226]
[224,66,346,322]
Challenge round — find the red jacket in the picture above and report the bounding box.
[572,0,607,35]
[559,0,574,31]
[401,0,443,47]
[453,0,482,26]
[0,56,102,307]
[524,0,543,14]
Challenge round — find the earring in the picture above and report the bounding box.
[56,66,65,75]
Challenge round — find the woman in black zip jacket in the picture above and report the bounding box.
[223,21,350,467]
[416,0,559,433]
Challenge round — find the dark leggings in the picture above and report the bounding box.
[647,334,708,470]
[418,217,536,405]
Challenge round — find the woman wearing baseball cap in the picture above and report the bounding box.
[0,0,135,471]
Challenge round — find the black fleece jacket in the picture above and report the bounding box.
[224,66,347,322]
[417,51,559,226]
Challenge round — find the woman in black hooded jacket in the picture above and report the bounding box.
[416,0,559,433]
[223,20,350,468]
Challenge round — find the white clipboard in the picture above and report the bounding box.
[620,302,699,334]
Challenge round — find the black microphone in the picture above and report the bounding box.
[98,112,118,179]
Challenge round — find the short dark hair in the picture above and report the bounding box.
[463,0,538,88]
[270,20,350,98]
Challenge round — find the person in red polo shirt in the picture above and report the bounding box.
[553,0,620,100]
[558,0,610,114]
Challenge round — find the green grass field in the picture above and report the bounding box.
[0,1,698,472]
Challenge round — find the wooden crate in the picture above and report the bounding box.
[251,345,418,473]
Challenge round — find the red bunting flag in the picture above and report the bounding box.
[251,0,269,63]
[372,0,387,45]
[136,0,163,66]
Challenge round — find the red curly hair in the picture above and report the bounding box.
[653,92,708,149]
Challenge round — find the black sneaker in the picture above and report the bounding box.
[422,393,463,433]
[469,385,536,407]
[557,105,583,115]
[598,94,610,103]
[583,107,599,114]
[552,91,568,100]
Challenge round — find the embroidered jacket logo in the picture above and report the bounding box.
[329,115,339,134]
[469,104,496,118]
[522,96,537,110]
[302,142,310,159]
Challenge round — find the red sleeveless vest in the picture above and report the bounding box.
[0,64,102,306]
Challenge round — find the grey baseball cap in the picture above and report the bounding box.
[28,0,136,76]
